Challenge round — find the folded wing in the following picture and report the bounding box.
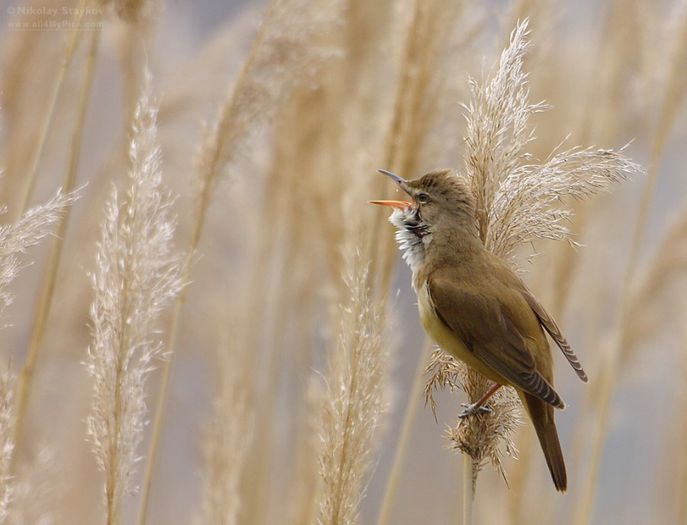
[428,274,564,409]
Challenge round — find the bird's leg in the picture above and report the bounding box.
[458,383,502,418]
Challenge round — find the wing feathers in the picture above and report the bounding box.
[428,276,564,409]
[522,289,588,382]
[473,344,564,409]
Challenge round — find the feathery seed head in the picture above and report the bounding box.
[425,348,522,486]
[462,19,642,264]
[0,188,80,317]
[316,251,390,525]
[85,70,183,520]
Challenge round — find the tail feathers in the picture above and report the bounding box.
[524,393,567,492]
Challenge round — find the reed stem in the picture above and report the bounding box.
[571,8,687,520]
[369,0,425,296]
[13,0,87,218]
[462,455,474,525]
[375,340,431,525]
[13,21,100,455]
[136,6,276,523]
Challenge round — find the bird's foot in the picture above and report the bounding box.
[458,402,493,419]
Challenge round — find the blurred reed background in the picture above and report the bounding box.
[0,0,685,524]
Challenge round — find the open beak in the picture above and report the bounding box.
[377,168,406,185]
[369,169,413,209]
[368,199,412,209]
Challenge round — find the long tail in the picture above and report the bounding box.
[524,392,567,492]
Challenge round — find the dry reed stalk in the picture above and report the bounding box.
[288,378,323,525]
[564,205,687,520]
[85,73,183,525]
[505,424,535,525]
[138,1,343,522]
[372,0,467,297]
[0,370,16,524]
[108,0,159,25]
[315,250,390,525]
[115,27,147,125]
[573,0,641,143]
[195,317,254,525]
[462,455,474,525]
[13,0,88,219]
[675,325,687,525]
[504,0,544,33]
[541,2,650,518]
[243,87,338,524]
[572,4,687,523]
[308,0,408,286]
[13,24,102,452]
[622,207,687,354]
[417,20,640,523]
[0,185,76,522]
[544,0,634,323]
[9,446,61,525]
[0,13,58,208]
[374,339,432,525]
[238,175,293,524]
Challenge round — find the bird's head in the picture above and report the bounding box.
[370,168,477,238]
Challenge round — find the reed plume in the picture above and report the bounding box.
[0,188,79,318]
[85,73,183,525]
[315,252,390,525]
[425,348,522,480]
[462,20,642,265]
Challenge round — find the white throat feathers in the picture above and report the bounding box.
[388,207,432,278]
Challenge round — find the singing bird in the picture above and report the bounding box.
[371,168,587,492]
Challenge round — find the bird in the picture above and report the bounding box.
[370,168,587,492]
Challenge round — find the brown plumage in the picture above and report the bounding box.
[372,168,587,492]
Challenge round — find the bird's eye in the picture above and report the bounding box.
[416,192,430,204]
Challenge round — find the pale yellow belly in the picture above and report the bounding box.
[417,282,507,386]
